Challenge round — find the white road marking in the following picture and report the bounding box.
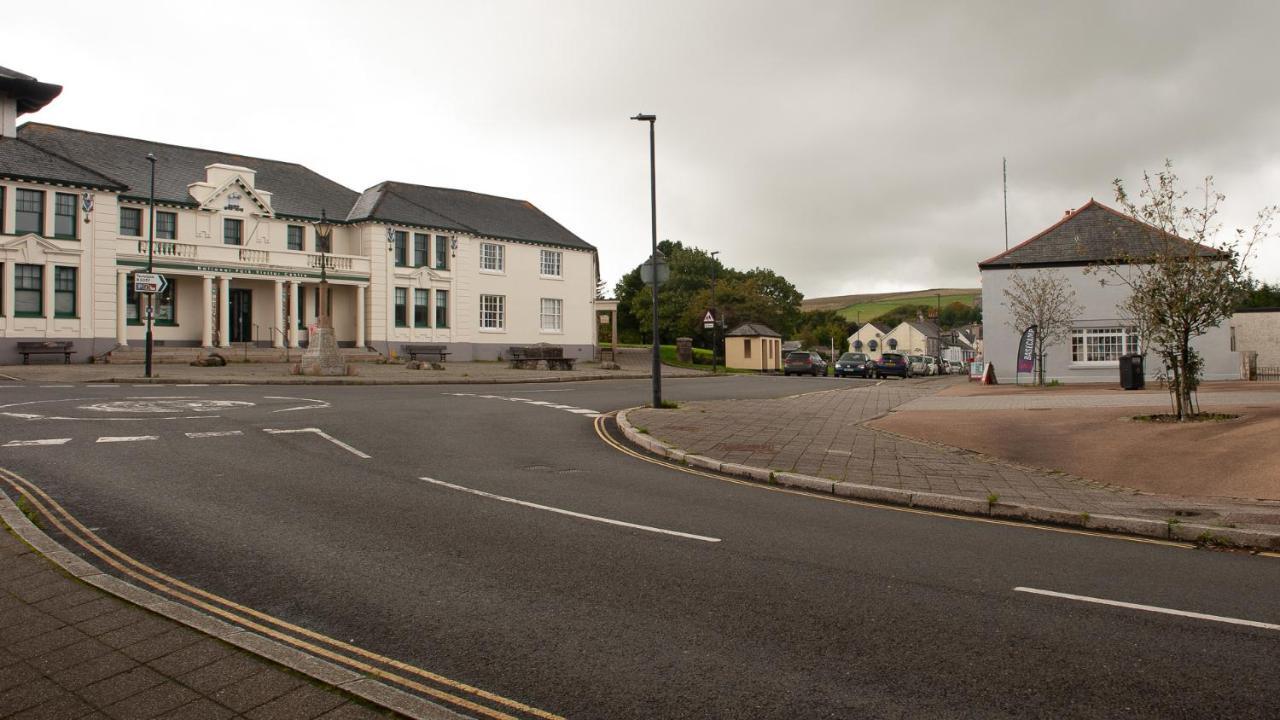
[511,388,571,393]
[86,384,116,388]
[96,435,158,443]
[176,384,208,387]
[264,396,331,413]
[0,373,23,381]
[3,438,71,447]
[446,392,600,420]
[185,430,243,438]
[566,408,600,415]
[1014,587,1280,632]
[263,427,371,459]
[125,396,194,400]
[40,385,73,388]
[419,477,721,543]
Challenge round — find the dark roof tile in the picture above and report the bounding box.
[979,199,1220,269]
[16,123,358,219]
[0,137,124,190]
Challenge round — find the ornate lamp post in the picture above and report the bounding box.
[298,210,346,376]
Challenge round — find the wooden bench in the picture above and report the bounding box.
[403,344,450,363]
[17,341,75,364]
[508,344,576,370]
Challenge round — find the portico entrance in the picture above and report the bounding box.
[230,289,253,343]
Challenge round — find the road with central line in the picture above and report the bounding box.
[0,375,1278,718]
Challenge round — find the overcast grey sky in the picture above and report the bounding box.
[11,1,1280,298]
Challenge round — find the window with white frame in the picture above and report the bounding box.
[540,298,562,331]
[480,294,505,329]
[1071,327,1140,364]
[480,243,504,272]
[539,249,562,277]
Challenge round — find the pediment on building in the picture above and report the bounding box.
[0,233,84,261]
[189,173,274,217]
[395,265,443,284]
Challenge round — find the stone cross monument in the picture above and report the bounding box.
[298,213,347,376]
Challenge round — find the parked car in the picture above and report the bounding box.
[872,352,911,378]
[923,356,940,375]
[784,351,828,377]
[907,355,928,375]
[834,352,872,378]
[947,360,966,374]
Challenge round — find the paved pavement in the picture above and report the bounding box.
[624,378,1280,537]
[900,388,1280,410]
[0,520,397,719]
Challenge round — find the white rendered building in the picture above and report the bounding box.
[0,67,599,363]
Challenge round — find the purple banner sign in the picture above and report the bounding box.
[1016,325,1037,374]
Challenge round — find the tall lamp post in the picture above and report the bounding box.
[145,153,156,379]
[632,112,660,408]
[710,250,719,374]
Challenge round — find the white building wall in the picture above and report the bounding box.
[981,265,1238,384]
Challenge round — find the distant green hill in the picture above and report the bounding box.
[802,287,981,323]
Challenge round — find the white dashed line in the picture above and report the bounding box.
[420,477,721,543]
[86,384,116,388]
[96,435,158,443]
[444,392,601,419]
[3,438,71,447]
[185,430,244,438]
[176,384,209,387]
[40,385,73,388]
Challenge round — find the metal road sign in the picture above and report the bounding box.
[133,272,167,294]
[703,310,715,329]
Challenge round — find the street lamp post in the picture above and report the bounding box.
[145,153,156,379]
[710,250,719,374]
[632,112,660,408]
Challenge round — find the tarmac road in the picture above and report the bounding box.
[0,376,1277,718]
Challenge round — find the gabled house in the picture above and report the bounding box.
[978,199,1236,383]
[847,321,892,360]
[883,319,941,358]
[725,322,783,371]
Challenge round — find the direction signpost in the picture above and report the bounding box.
[133,272,167,295]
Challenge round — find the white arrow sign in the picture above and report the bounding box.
[133,272,167,294]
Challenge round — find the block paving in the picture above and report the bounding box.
[626,378,1280,530]
[0,526,395,719]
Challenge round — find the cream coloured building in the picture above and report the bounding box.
[0,67,598,363]
[724,323,783,372]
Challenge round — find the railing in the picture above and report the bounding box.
[118,238,369,276]
[1255,366,1280,381]
[308,254,353,271]
[135,240,198,258]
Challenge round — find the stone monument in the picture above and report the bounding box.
[298,214,347,376]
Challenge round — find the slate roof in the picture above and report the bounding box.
[865,321,892,334]
[0,136,124,190]
[16,123,358,220]
[348,181,594,251]
[905,319,941,338]
[0,67,61,115]
[978,199,1221,269]
[726,322,781,338]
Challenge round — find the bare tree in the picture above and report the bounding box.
[1090,161,1275,420]
[1002,270,1083,385]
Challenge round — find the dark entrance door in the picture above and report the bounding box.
[229,289,253,343]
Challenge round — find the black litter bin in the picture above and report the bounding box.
[1119,353,1144,390]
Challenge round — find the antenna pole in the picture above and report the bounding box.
[1003,157,1009,251]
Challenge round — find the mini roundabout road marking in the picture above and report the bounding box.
[0,395,329,422]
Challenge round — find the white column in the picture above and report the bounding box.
[200,276,213,347]
[217,276,230,348]
[42,264,55,321]
[2,262,13,321]
[272,280,285,348]
[288,281,300,348]
[116,271,128,346]
[356,284,366,349]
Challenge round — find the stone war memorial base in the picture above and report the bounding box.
[296,325,351,377]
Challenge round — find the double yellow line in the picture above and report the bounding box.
[0,466,563,720]
[592,414,1201,550]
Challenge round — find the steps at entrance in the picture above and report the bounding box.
[102,345,385,364]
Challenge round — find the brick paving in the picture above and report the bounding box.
[900,389,1280,411]
[626,378,1280,531]
[0,527,394,719]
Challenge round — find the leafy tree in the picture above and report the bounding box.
[938,301,981,329]
[795,309,850,354]
[1002,270,1083,386]
[615,241,803,347]
[1090,161,1275,420]
[1240,279,1280,308]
